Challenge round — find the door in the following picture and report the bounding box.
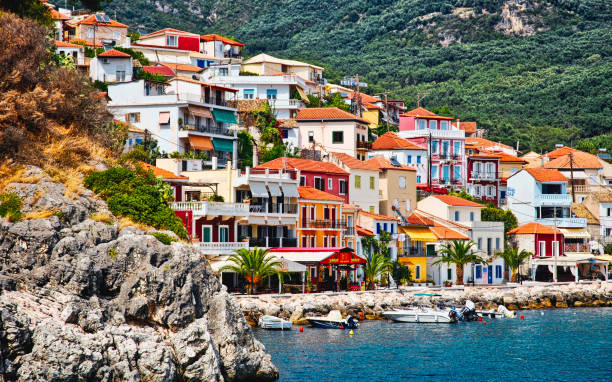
[330,208,336,227]
[487,265,493,284]
[219,226,229,242]
[202,226,212,243]
[301,206,308,227]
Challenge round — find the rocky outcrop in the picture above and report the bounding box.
[0,168,277,381]
[237,283,612,324]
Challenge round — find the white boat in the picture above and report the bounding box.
[258,315,293,330]
[383,306,459,323]
[306,310,359,329]
[477,305,516,319]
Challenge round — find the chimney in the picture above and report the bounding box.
[456,119,460,130]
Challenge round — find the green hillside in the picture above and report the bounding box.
[93,0,610,151]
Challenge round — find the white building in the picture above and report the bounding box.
[369,131,428,185]
[89,49,133,83]
[358,210,399,261]
[53,40,85,66]
[106,78,239,168]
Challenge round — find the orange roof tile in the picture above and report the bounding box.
[143,65,175,77]
[332,153,380,171]
[201,34,245,47]
[469,153,501,159]
[544,151,603,169]
[160,62,204,73]
[298,187,344,202]
[456,121,477,134]
[406,212,435,226]
[365,156,416,172]
[76,14,129,28]
[497,152,528,163]
[372,132,425,150]
[525,168,568,182]
[508,222,563,235]
[342,203,359,210]
[50,9,69,20]
[430,225,470,240]
[139,162,188,180]
[403,107,453,120]
[296,107,370,124]
[54,40,82,48]
[255,157,349,175]
[543,146,577,160]
[97,49,131,58]
[431,195,485,207]
[359,210,399,221]
[356,225,374,236]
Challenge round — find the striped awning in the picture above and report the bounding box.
[560,228,591,239]
[188,105,213,118]
[399,227,437,242]
[296,86,309,103]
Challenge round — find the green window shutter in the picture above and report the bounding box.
[212,138,234,153]
[212,109,237,124]
[355,175,361,189]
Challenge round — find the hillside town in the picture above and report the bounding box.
[46,3,612,293]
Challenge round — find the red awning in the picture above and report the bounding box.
[320,248,366,265]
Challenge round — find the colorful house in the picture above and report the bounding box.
[71,14,129,47]
[365,156,417,220]
[297,186,344,248]
[369,132,427,185]
[358,210,400,260]
[508,222,566,281]
[466,153,501,206]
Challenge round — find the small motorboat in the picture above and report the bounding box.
[477,305,516,319]
[258,315,293,330]
[306,310,359,329]
[383,306,459,323]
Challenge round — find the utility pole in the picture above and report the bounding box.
[553,206,558,283]
[416,92,429,108]
[376,91,391,133]
[569,152,576,203]
[427,130,432,189]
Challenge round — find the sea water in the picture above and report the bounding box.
[254,308,612,382]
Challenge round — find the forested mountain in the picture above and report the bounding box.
[77,0,612,151]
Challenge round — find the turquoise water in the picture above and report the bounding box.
[255,308,612,381]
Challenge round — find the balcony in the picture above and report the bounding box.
[401,247,425,257]
[269,99,305,109]
[572,185,590,193]
[399,129,465,140]
[181,124,234,137]
[196,241,248,255]
[344,227,355,236]
[171,201,249,217]
[534,194,572,207]
[300,220,347,229]
[249,203,298,215]
[536,217,587,228]
[470,172,499,181]
[178,93,232,109]
[564,243,590,253]
[357,141,372,150]
[249,237,297,248]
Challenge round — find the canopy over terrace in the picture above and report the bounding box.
[531,254,608,282]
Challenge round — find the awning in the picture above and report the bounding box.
[281,183,299,198]
[320,248,367,265]
[212,138,234,153]
[296,86,309,104]
[188,135,214,151]
[267,183,282,197]
[560,228,591,239]
[188,105,213,119]
[210,255,307,273]
[595,255,612,263]
[398,258,415,266]
[249,182,269,197]
[159,111,170,124]
[399,227,437,242]
[212,109,237,124]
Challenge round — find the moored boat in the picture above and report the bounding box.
[383,306,459,323]
[306,310,359,329]
[258,315,293,330]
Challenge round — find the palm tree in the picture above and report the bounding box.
[496,247,532,282]
[434,240,484,286]
[220,247,284,294]
[363,252,393,290]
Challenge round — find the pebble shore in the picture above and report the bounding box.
[236,282,612,325]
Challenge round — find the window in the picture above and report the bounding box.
[415,265,421,280]
[355,175,361,189]
[474,185,481,196]
[418,120,426,130]
[166,35,177,46]
[243,89,254,99]
[431,165,439,179]
[369,176,375,190]
[328,178,333,191]
[441,121,449,130]
[538,241,546,256]
[553,241,559,257]
[399,176,406,189]
[116,71,126,82]
[126,112,140,123]
[219,68,228,76]
[416,156,421,164]
[310,266,317,278]
[607,208,611,217]
[453,166,461,181]
[407,155,412,163]
[470,211,474,222]
[495,237,500,249]
[310,206,315,220]
[432,140,439,154]
[332,131,344,144]
[301,235,308,247]
[266,89,277,100]
[442,141,450,155]
[416,175,421,183]
[88,28,94,38]
[369,206,375,213]
[282,129,289,139]
[429,120,437,129]
[495,265,502,279]
[475,265,482,279]
[510,167,518,174]
[323,236,328,247]
[383,223,388,232]
[113,31,121,41]
[310,236,315,247]
[219,226,229,242]
[453,141,461,154]
[339,179,347,195]
[454,211,460,221]
[488,186,495,197]
[376,223,381,234]
[477,238,482,249]
[308,131,314,143]
[406,199,411,211]
[158,111,170,126]
[300,175,306,186]
[314,177,324,191]
[442,166,450,181]
[331,236,337,247]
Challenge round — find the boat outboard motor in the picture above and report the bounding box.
[346,315,358,329]
[497,305,516,318]
[460,300,478,321]
[448,309,459,323]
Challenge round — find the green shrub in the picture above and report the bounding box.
[84,168,187,239]
[0,193,23,222]
[149,232,177,245]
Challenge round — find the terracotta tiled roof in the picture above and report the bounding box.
[402,107,453,120]
[342,203,359,210]
[508,222,563,235]
[142,65,175,77]
[296,107,369,124]
[544,151,603,169]
[201,34,245,47]
[542,146,577,160]
[50,9,69,20]
[255,157,349,175]
[54,40,82,48]
[431,195,485,207]
[97,49,131,58]
[298,186,344,202]
[75,14,129,28]
[359,210,399,221]
[372,132,424,150]
[356,225,374,236]
[465,137,513,151]
[364,103,383,110]
[497,152,528,163]
[456,121,477,134]
[405,212,435,226]
[469,153,501,159]
[525,168,568,182]
[430,225,470,240]
[571,204,599,225]
[160,62,204,73]
[139,162,188,180]
[69,39,103,47]
[347,91,380,104]
[332,153,380,171]
[364,156,416,171]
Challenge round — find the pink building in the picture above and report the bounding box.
[398,107,466,190]
[467,153,500,206]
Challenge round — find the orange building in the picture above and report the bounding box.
[297,187,344,248]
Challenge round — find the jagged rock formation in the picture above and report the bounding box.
[0,167,277,381]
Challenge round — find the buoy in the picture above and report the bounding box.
[349,330,354,335]
[339,325,344,330]
[478,316,482,322]
[540,312,544,316]
[520,315,524,319]
[483,320,487,325]
[299,326,303,332]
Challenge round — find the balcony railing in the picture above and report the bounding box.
[300,220,347,229]
[401,247,425,257]
[249,203,298,214]
[344,227,355,236]
[572,185,590,193]
[357,141,372,150]
[249,237,297,248]
[536,217,587,228]
[171,201,249,216]
[269,99,305,109]
[399,129,465,139]
[196,241,248,255]
[181,124,233,137]
[178,93,231,108]
[534,194,572,206]
[564,243,590,253]
[470,172,499,181]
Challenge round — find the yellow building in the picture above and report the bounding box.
[297,187,344,248]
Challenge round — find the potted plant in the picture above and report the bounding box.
[444,280,453,287]
[242,196,251,204]
[240,235,249,243]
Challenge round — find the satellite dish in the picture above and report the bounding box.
[223,45,231,52]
